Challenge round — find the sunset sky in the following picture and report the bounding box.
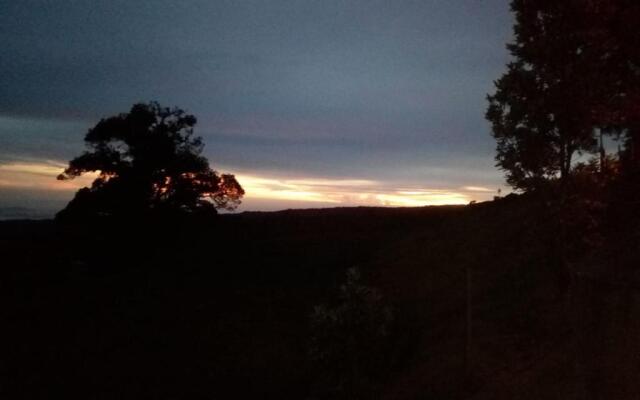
[0,0,513,218]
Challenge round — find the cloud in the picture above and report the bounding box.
[233,174,473,207]
[462,185,494,193]
[0,161,96,190]
[0,159,493,214]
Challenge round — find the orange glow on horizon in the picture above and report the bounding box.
[234,174,472,207]
[0,160,495,208]
[0,161,97,191]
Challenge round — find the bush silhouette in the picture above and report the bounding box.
[309,268,393,399]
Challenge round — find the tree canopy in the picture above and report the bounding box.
[487,0,596,190]
[486,0,640,191]
[57,102,244,220]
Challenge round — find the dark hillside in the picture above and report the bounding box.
[2,200,639,399]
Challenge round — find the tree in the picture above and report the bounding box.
[309,268,393,399]
[56,102,244,220]
[488,0,640,191]
[486,0,600,191]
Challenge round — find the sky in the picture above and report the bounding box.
[0,0,513,218]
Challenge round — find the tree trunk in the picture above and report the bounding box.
[599,129,607,174]
[559,142,573,186]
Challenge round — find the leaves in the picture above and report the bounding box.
[487,1,605,190]
[488,0,640,191]
[56,102,244,219]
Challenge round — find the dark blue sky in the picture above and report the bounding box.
[0,0,513,216]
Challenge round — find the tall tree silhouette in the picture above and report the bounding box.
[487,0,640,191]
[57,102,244,220]
[486,0,600,190]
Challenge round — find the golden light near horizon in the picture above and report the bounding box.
[0,161,98,190]
[233,174,474,207]
[0,160,496,208]
[462,186,495,193]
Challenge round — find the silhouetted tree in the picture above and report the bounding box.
[488,1,640,192]
[486,0,601,191]
[56,102,244,220]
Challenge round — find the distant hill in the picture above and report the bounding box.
[0,206,53,220]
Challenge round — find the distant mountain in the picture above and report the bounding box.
[0,206,52,220]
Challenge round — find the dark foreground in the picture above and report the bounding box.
[3,198,640,399]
